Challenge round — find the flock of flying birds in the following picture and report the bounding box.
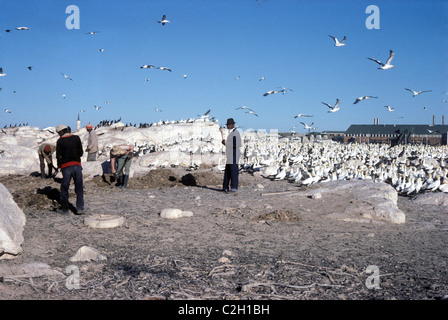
[1,13,446,133]
[251,35,444,133]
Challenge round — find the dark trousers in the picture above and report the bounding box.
[60,165,84,210]
[223,164,239,191]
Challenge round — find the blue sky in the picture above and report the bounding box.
[0,0,447,133]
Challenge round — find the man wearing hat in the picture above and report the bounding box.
[222,118,242,193]
[37,143,56,179]
[55,124,85,215]
[85,123,98,161]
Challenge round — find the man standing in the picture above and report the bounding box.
[85,123,98,161]
[222,118,241,193]
[37,143,56,179]
[56,124,85,215]
[110,144,134,189]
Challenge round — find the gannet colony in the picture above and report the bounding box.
[1,117,447,195]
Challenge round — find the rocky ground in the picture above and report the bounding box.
[0,167,447,301]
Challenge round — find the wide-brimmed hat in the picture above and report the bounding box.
[226,118,235,125]
[56,124,68,133]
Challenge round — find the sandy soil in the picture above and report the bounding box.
[0,168,447,301]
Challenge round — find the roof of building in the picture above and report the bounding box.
[345,124,448,135]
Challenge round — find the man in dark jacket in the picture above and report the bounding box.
[222,118,242,193]
[56,124,85,215]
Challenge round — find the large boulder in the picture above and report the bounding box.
[0,183,26,259]
[307,180,406,224]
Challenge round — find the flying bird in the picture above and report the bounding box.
[294,114,313,118]
[183,74,188,79]
[27,66,33,71]
[86,31,98,35]
[353,96,378,104]
[61,73,73,81]
[157,67,172,72]
[80,109,86,113]
[62,94,66,99]
[322,99,340,113]
[94,105,101,110]
[155,108,162,112]
[0,68,6,77]
[141,65,156,69]
[263,90,279,96]
[236,106,254,111]
[4,109,11,113]
[385,105,394,112]
[300,122,316,130]
[157,15,170,25]
[405,88,432,97]
[329,35,346,46]
[259,76,265,81]
[246,111,259,117]
[16,27,30,31]
[368,50,395,70]
[278,87,294,94]
[98,49,104,52]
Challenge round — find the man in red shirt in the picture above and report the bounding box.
[56,124,85,215]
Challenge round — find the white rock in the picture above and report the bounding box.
[0,183,26,259]
[221,250,234,257]
[160,208,193,219]
[311,192,322,199]
[84,214,124,228]
[70,246,107,262]
[0,262,64,279]
[218,256,231,264]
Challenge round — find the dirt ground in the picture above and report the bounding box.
[0,168,447,301]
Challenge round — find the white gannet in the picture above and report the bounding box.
[157,15,170,25]
[141,65,156,69]
[354,96,378,104]
[278,87,294,94]
[322,99,340,113]
[16,27,30,31]
[385,105,394,112]
[61,72,73,81]
[300,122,315,130]
[246,111,259,117]
[404,88,432,97]
[329,35,346,47]
[368,50,395,70]
[4,109,11,113]
[236,106,254,111]
[0,68,6,77]
[263,90,279,96]
[294,114,313,118]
